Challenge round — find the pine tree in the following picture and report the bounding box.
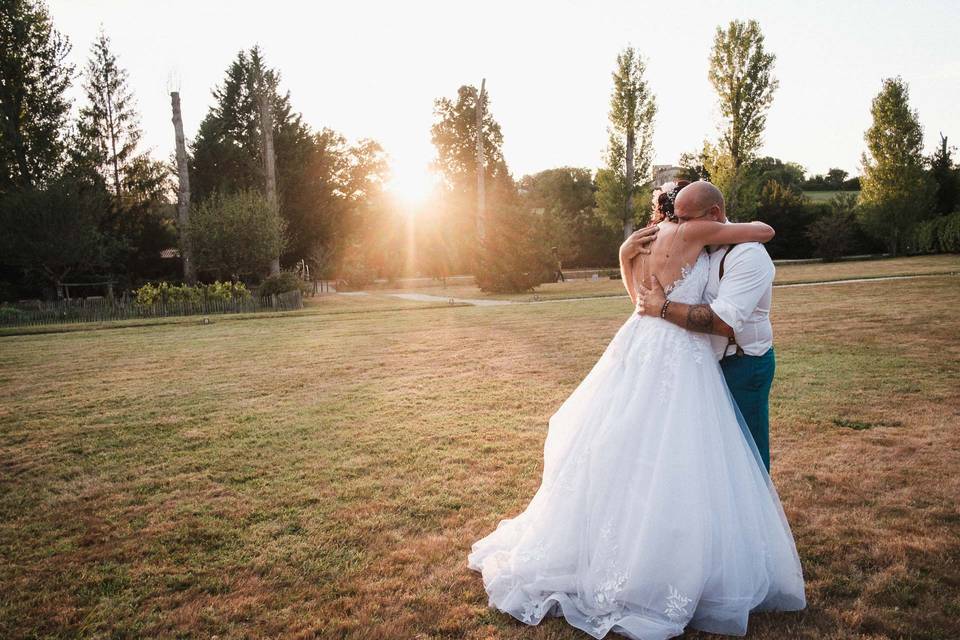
[0,0,73,189]
[596,47,656,239]
[191,47,299,201]
[859,77,935,255]
[75,29,166,203]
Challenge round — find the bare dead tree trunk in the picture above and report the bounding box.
[258,82,281,276]
[624,128,635,240]
[475,79,487,243]
[170,91,196,284]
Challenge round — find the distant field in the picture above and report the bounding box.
[380,254,960,302]
[804,190,859,202]
[1,274,958,638]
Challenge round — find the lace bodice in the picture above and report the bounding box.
[663,251,710,305]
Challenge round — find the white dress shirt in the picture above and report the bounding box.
[703,242,776,361]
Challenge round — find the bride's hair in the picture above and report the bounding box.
[649,179,691,226]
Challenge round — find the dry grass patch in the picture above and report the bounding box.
[0,276,958,638]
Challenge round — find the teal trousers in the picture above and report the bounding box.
[720,347,775,472]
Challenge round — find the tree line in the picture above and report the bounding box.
[2,3,958,302]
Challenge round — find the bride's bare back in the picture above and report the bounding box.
[632,221,703,295]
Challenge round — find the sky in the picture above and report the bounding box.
[47,0,960,201]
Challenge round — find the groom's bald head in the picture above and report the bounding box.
[675,181,726,222]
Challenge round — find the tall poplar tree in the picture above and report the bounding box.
[707,20,778,214]
[596,46,656,239]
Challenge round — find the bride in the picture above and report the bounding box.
[467,180,806,639]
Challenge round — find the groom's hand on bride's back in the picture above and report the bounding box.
[635,276,666,317]
[619,226,658,259]
[637,276,735,337]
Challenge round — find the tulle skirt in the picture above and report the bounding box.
[467,313,806,639]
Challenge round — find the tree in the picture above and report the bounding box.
[825,168,848,190]
[187,190,287,280]
[678,147,712,181]
[596,47,656,239]
[0,0,73,189]
[171,91,195,283]
[841,176,861,191]
[0,176,110,290]
[519,167,616,268]
[190,47,385,272]
[707,20,778,213]
[430,83,514,273]
[334,138,395,281]
[430,83,551,290]
[191,47,297,199]
[473,201,553,293]
[929,133,958,215]
[858,77,935,255]
[733,156,805,218]
[431,85,509,196]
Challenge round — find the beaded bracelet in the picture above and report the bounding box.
[660,300,671,319]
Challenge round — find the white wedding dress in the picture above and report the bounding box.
[467,251,806,639]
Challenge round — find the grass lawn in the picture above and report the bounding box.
[1,274,959,638]
[379,254,960,302]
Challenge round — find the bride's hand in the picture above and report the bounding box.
[620,226,659,260]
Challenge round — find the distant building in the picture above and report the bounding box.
[652,165,682,188]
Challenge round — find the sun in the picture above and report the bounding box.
[386,159,439,209]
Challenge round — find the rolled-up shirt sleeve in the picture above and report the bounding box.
[708,248,775,333]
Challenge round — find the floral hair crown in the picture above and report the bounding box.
[652,181,685,222]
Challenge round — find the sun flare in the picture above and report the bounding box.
[386,159,439,209]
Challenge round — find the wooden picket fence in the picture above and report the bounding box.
[0,289,303,328]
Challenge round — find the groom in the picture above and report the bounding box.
[629,182,777,471]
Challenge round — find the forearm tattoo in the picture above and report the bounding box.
[685,304,715,331]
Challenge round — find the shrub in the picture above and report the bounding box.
[133,281,251,306]
[942,212,960,252]
[259,272,306,297]
[912,211,960,253]
[751,181,819,259]
[0,305,26,323]
[204,280,252,302]
[912,217,942,253]
[805,193,858,262]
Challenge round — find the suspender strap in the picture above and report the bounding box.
[718,244,744,357]
[718,243,738,280]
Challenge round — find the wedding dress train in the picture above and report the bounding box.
[467,251,805,639]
